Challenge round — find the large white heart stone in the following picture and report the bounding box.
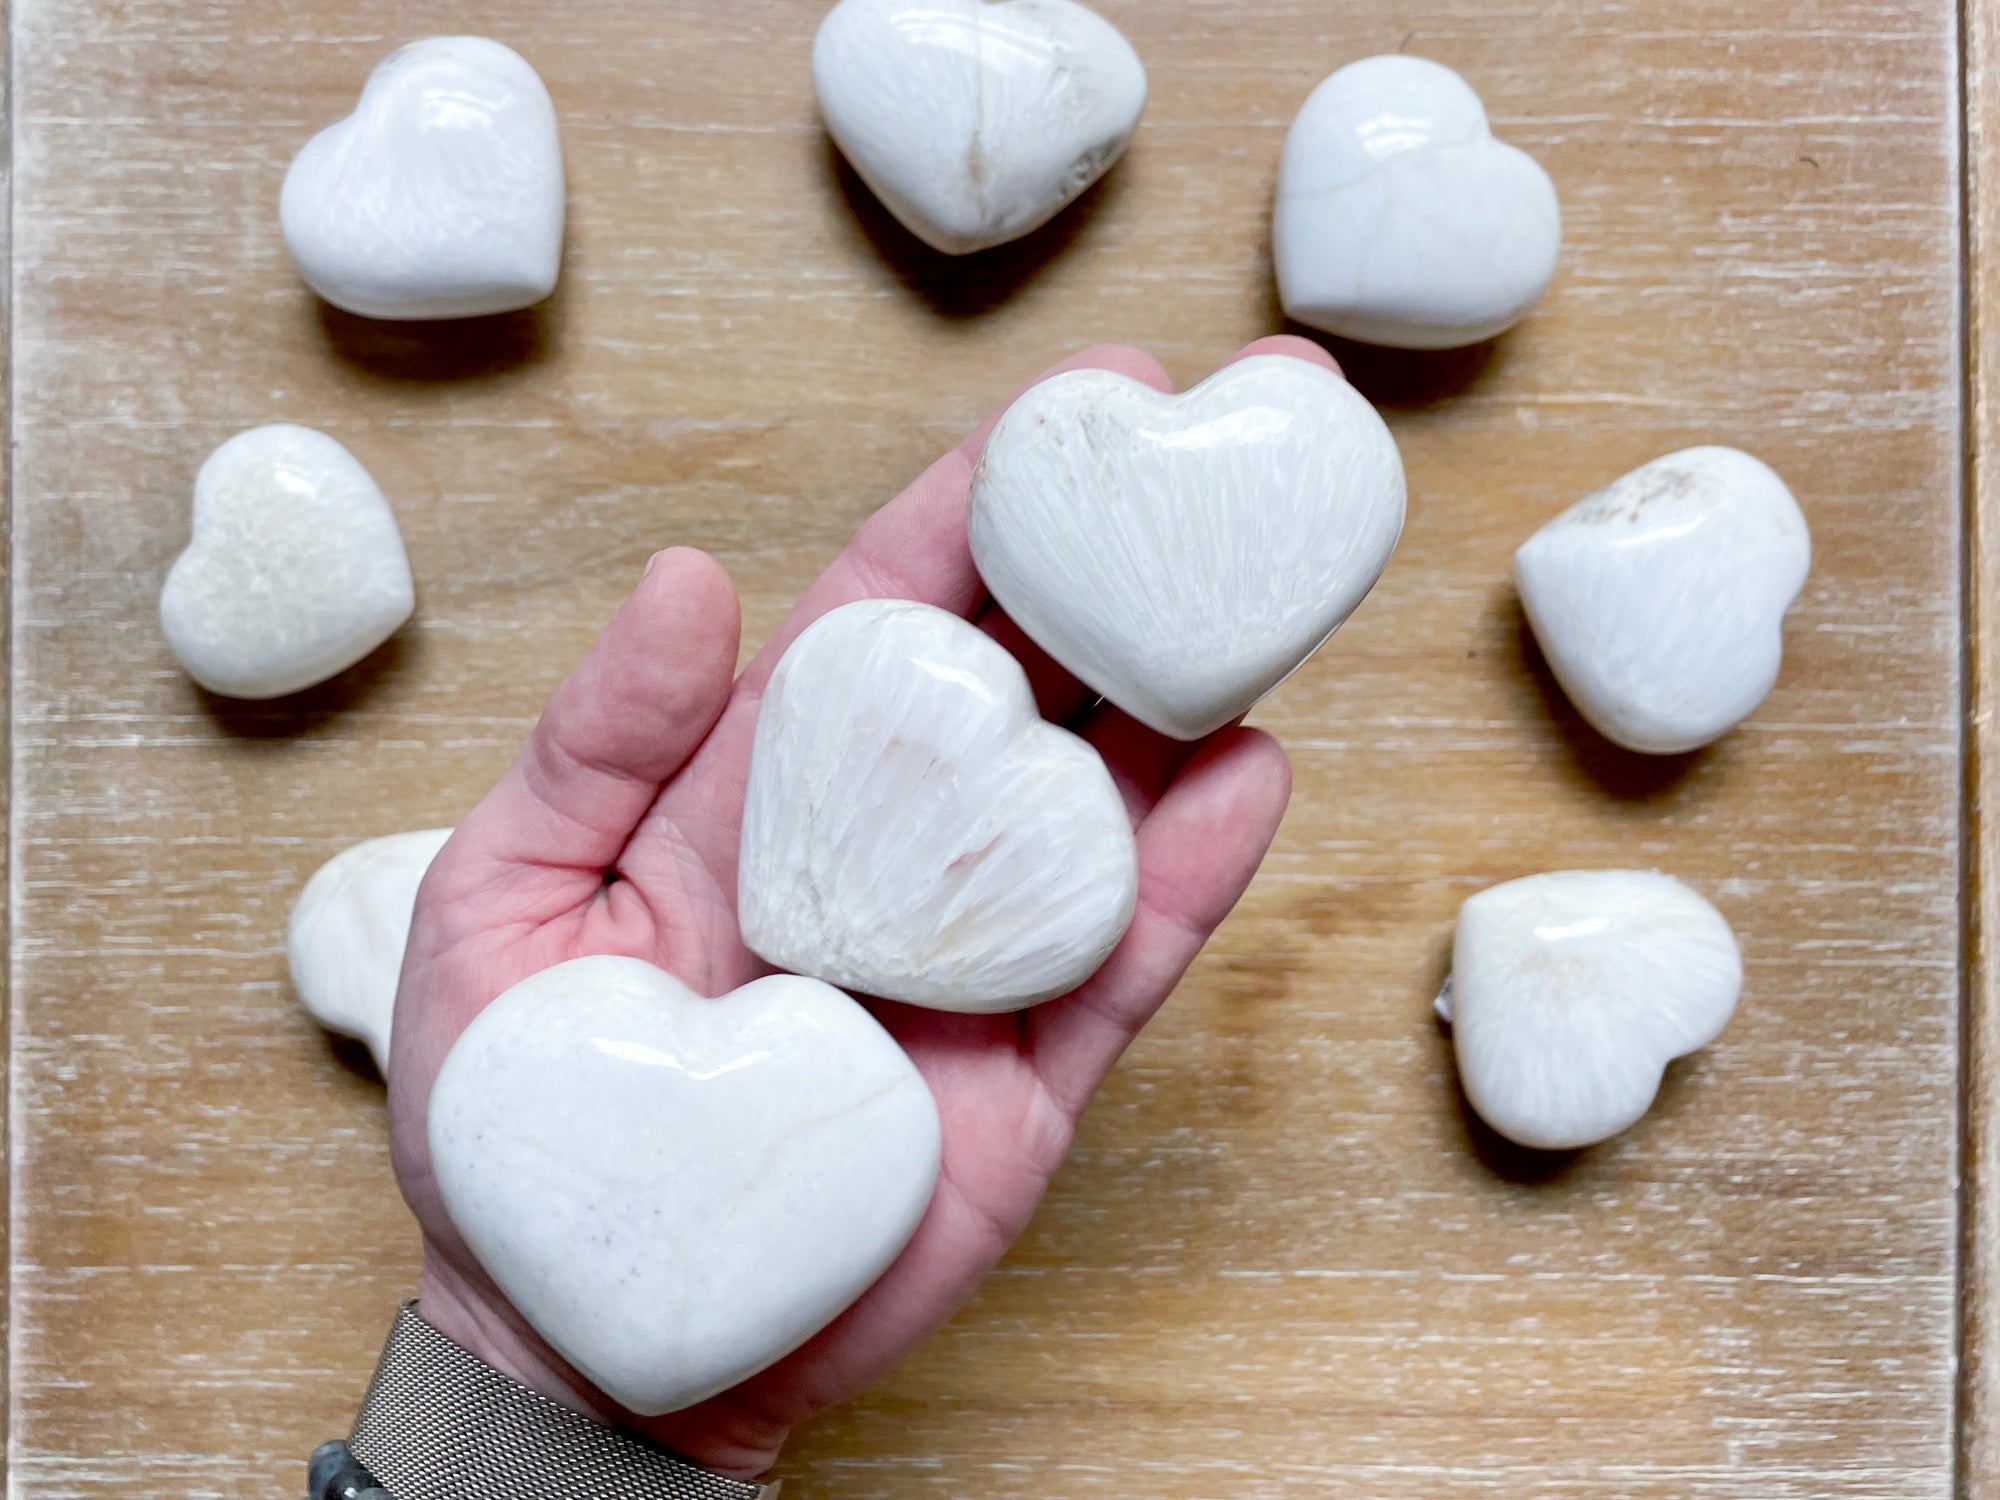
[288,826,453,1076]
[1515,446,1811,755]
[430,957,941,1416]
[813,0,1147,255]
[740,599,1137,1012]
[1441,870,1742,1151]
[969,355,1407,741]
[160,424,416,699]
[281,36,565,319]
[1274,55,1561,350]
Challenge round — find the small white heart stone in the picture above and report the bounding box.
[430,956,941,1415]
[1443,870,1742,1151]
[160,425,416,699]
[287,827,452,1075]
[281,37,565,319]
[740,599,1137,1012]
[813,0,1147,255]
[1274,55,1561,350]
[1515,446,1811,755]
[969,355,1407,741]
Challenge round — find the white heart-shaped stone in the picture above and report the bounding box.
[429,956,941,1415]
[1274,55,1561,350]
[813,0,1147,255]
[160,425,416,699]
[740,599,1137,1012]
[1515,446,1811,755]
[287,827,452,1075]
[1441,870,1742,1151]
[281,37,565,320]
[969,354,1407,741]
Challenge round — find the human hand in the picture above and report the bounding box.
[387,337,1329,1477]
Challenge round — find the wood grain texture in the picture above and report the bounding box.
[4,2,1965,1497]
[1964,0,1994,1492]
[1,0,14,1485]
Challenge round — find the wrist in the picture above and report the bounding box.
[331,1296,781,1499]
[416,1250,623,1429]
[413,1244,792,1481]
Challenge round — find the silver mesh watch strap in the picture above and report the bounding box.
[349,1303,778,1500]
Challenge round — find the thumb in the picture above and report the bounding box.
[440,547,742,918]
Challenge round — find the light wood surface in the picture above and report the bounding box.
[6,2,1969,1496]
[1964,0,1995,1492]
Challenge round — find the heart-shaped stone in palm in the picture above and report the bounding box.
[740,599,1137,1012]
[429,957,941,1416]
[813,0,1147,255]
[288,826,453,1075]
[1515,446,1811,755]
[281,36,565,320]
[1441,870,1742,1151]
[969,354,1407,741]
[159,424,415,699]
[1274,55,1561,350]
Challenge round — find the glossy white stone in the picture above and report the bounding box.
[287,827,453,1075]
[740,599,1136,1012]
[1515,446,1811,755]
[160,425,416,699]
[1441,870,1742,1151]
[281,36,565,319]
[813,0,1147,255]
[969,355,1406,741]
[430,957,940,1415]
[1274,55,1561,350]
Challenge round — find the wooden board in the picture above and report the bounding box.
[1964,0,1996,1492]
[5,1,1968,1495]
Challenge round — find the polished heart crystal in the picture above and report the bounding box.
[429,957,941,1415]
[969,354,1406,740]
[160,424,415,699]
[813,0,1146,254]
[1515,446,1811,754]
[1441,870,1742,1151]
[282,36,565,319]
[1275,55,1561,349]
[288,826,453,1075]
[739,598,1137,1012]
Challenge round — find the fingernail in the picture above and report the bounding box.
[643,549,669,578]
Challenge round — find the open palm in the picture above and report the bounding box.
[386,337,1327,1477]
